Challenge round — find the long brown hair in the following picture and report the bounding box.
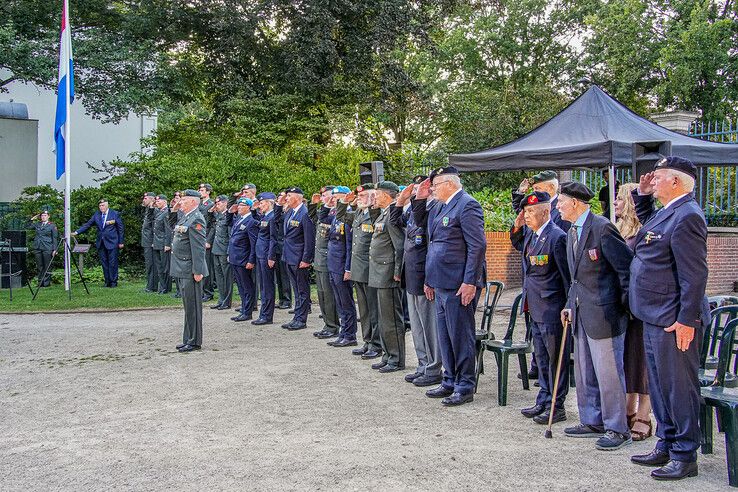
[615,182,641,240]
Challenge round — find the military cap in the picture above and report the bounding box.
[376,181,399,193]
[285,187,304,195]
[320,185,336,193]
[398,185,407,192]
[236,197,254,206]
[560,182,594,202]
[412,174,428,184]
[199,183,213,192]
[356,183,375,192]
[41,209,51,215]
[331,186,351,194]
[144,192,156,197]
[654,155,697,180]
[183,189,200,198]
[156,194,168,201]
[242,183,257,190]
[257,192,276,201]
[429,166,459,183]
[521,191,551,208]
[215,194,228,202]
[98,198,108,204]
[530,170,558,184]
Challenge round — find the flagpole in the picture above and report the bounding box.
[63,0,72,292]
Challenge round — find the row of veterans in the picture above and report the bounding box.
[510,158,707,482]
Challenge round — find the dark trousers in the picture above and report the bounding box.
[355,281,381,351]
[212,254,233,306]
[34,249,53,286]
[143,246,157,291]
[98,246,119,286]
[329,272,357,340]
[202,249,214,297]
[531,320,570,409]
[179,276,203,347]
[249,267,258,312]
[435,287,480,395]
[644,322,702,462]
[287,264,311,323]
[232,264,255,317]
[377,286,405,367]
[257,258,275,321]
[315,269,339,334]
[276,258,292,305]
[152,248,172,292]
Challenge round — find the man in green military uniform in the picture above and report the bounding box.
[369,181,406,372]
[141,192,157,292]
[171,189,209,352]
[338,184,382,359]
[210,194,234,310]
[310,186,340,339]
[198,183,216,302]
[29,210,59,287]
[152,194,172,294]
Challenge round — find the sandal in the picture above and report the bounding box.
[627,413,636,429]
[631,418,653,442]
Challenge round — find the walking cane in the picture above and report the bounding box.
[545,312,571,439]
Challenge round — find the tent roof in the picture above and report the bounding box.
[449,85,738,171]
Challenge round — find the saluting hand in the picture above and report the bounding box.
[513,209,526,230]
[395,183,414,207]
[665,321,695,351]
[518,178,530,194]
[415,179,432,200]
[638,172,655,195]
[342,191,356,204]
[311,193,321,204]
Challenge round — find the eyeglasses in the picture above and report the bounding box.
[430,179,451,190]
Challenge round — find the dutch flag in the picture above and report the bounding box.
[54,0,74,180]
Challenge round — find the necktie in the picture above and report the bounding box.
[570,225,579,254]
[527,233,538,255]
[102,213,107,226]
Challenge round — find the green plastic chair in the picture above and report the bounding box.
[474,280,505,378]
[475,292,532,406]
[700,317,738,487]
[700,306,738,387]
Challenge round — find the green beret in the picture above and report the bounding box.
[376,181,399,193]
[357,183,375,192]
[183,189,200,198]
[530,170,558,184]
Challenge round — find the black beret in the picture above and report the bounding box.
[356,183,375,192]
[183,189,201,198]
[521,191,551,208]
[654,155,697,180]
[156,194,167,201]
[285,187,304,195]
[376,181,399,193]
[429,166,459,183]
[560,182,594,202]
[412,174,428,185]
[530,170,558,184]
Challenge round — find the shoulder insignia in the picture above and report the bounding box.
[195,223,203,231]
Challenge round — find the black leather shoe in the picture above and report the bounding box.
[333,339,358,347]
[371,361,387,370]
[172,293,182,298]
[277,302,292,310]
[352,346,368,356]
[287,322,307,331]
[533,408,567,425]
[361,350,382,360]
[217,304,232,310]
[178,344,201,352]
[317,331,337,339]
[176,343,186,349]
[281,322,293,329]
[413,375,443,387]
[210,303,223,310]
[251,318,273,325]
[288,309,296,314]
[202,295,213,302]
[442,392,474,406]
[232,315,251,322]
[521,404,546,418]
[327,338,341,346]
[426,385,454,398]
[651,460,698,481]
[404,372,422,382]
[631,449,671,467]
[378,364,404,373]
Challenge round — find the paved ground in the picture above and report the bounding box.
[0,295,731,491]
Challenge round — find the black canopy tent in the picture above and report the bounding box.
[449,85,738,219]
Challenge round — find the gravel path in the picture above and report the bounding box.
[0,303,731,491]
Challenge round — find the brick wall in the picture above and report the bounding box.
[484,230,738,295]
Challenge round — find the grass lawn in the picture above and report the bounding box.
[0,281,185,313]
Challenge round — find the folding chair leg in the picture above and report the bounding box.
[498,354,509,406]
[700,403,713,454]
[474,346,484,394]
[719,407,738,487]
[518,354,529,391]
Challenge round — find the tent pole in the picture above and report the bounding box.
[608,164,616,223]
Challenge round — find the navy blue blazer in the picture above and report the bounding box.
[630,192,710,329]
[281,204,316,266]
[511,221,570,324]
[327,207,352,275]
[255,209,277,261]
[390,203,428,296]
[566,211,632,339]
[228,214,258,266]
[76,209,124,249]
[412,191,486,290]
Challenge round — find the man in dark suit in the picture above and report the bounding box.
[393,175,443,387]
[73,199,124,287]
[629,157,709,481]
[412,167,486,406]
[272,191,292,310]
[227,197,259,322]
[253,192,278,325]
[511,191,571,425]
[280,187,316,330]
[557,182,633,450]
